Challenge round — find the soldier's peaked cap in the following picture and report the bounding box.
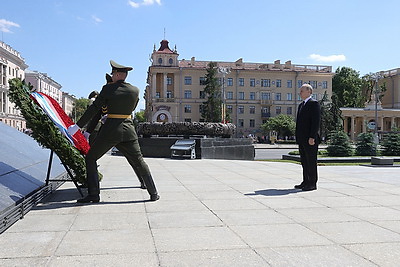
[110,60,133,72]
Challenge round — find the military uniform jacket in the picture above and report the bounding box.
[77,80,140,142]
[295,99,321,144]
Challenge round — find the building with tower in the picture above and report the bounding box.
[145,39,334,138]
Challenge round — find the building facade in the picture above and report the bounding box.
[145,39,334,137]
[0,41,29,131]
[61,92,75,120]
[25,70,63,105]
[341,68,400,140]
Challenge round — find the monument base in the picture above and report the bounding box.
[138,137,254,160]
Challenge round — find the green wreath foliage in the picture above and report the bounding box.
[8,78,87,184]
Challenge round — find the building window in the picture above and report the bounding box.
[238,106,244,114]
[155,92,160,98]
[238,119,244,127]
[276,106,281,114]
[238,92,245,100]
[261,92,271,100]
[250,78,255,87]
[167,77,173,85]
[199,77,206,85]
[166,91,173,98]
[287,93,292,101]
[276,79,281,88]
[226,91,233,99]
[287,107,292,115]
[322,81,328,89]
[227,105,233,114]
[297,93,301,101]
[200,91,205,99]
[287,80,292,88]
[227,78,233,86]
[239,78,244,86]
[184,105,191,113]
[184,118,191,122]
[184,90,192,99]
[249,106,255,114]
[249,92,255,100]
[297,80,303,88]
[250,119,255,128]
[184,76,192,85]
[261,79,271,87]
[275,93,281,101]
[312,93,318,100]
[310,80,317,89]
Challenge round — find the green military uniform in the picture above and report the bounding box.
[77,60,158,201]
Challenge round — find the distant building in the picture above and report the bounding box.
[145,39,334,137]
[341,68,400,140]
[62,92,75,119]
[25,70,62,104]
[0,41,29,131]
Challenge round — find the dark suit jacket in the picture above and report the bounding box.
[295,99,321,144]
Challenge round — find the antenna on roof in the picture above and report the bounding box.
[163,27,166,40]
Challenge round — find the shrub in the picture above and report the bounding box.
[355,132,377,156]
[326,131,353,156]
[381,132,400,156]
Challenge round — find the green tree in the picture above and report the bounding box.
[134,110,146,122]
[71,98,91,122]
[381,132,400,156]
[200,62,222,122]
[261,114,295,139]
[326,130,353,156]
[332,67,363,107]
[361,73,387,105]
[319,92,343,142]
[355,132,377,156]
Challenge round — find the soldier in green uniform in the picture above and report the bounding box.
[67,60,159,203]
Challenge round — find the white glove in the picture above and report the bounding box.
[83,131,90,140]
[67,124,80,135]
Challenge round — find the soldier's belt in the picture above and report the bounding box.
[107,114,132,119]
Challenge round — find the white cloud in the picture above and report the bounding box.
[128,0,161,8]
[91,15,102,24]
[309,54,346,63]
[0,19,20,33]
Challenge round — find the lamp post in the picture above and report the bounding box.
[371,72,383,142]
[218,67,230,123]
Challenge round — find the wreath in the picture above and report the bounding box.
[8,78,87,185]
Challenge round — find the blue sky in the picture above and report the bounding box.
[2,0,400,110]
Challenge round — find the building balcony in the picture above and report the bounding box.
[260,99,273,106]
[261,112,271,118]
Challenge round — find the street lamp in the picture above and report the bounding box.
[370,72,384,142]
[218,67,231,123]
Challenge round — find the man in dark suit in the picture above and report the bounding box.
[295,84,321,191]
[68,60,159,203]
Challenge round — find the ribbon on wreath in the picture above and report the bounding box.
[30,92,90,155]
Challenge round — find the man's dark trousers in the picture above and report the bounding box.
[298,142,318,186]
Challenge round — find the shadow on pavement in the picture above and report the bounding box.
[245,188,300,196]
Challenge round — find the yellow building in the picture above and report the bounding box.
[145,39,334,137]
[341,68,400,140]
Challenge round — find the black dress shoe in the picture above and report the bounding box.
[294,183,305,189]
[302,186,317,191]
[77,195,100,203]
[150,194,160,201]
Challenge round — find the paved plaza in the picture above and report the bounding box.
[1,154,400,266]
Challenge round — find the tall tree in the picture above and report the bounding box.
[200,62,222,122]
[319,92,343,141]
[361,73,387,104]
[332,67,363,107]
[71,98,91,122]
